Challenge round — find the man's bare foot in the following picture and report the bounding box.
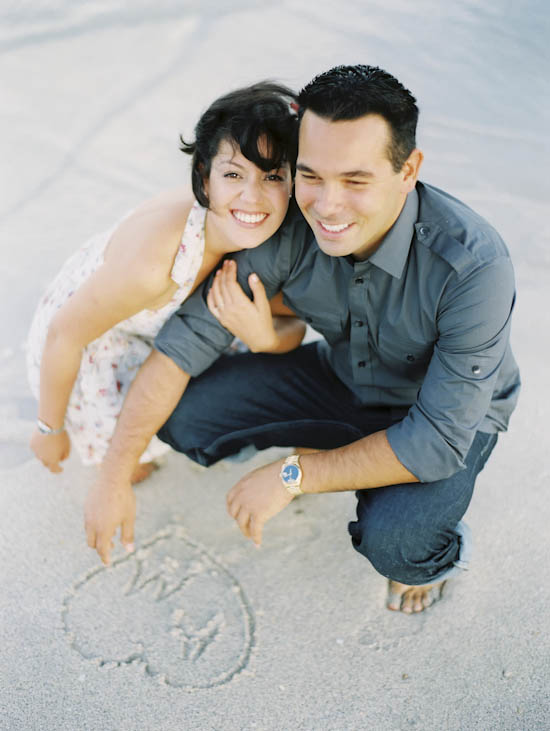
[130,461,157,485]
[386,579,446,614]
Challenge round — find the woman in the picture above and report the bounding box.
[27,82,304,481]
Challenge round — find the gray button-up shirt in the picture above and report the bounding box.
[155,182,520,482]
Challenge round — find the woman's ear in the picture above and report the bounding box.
[199,163,209,196]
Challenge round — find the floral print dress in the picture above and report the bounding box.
[27,200,206,465]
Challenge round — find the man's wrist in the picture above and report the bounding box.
[279,454,304,496]
[101,443,141,485]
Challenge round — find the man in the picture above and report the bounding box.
[85,65,520,614]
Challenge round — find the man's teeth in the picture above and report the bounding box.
[321,222,351,232]
[233,211,267,224]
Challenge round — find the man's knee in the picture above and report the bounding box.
[348,510,460,585]
[156,384,220,461]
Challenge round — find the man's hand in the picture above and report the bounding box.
[84,478,136,565]
[30,428,71,473]
[226,459,294,546]
[81,350,190,565]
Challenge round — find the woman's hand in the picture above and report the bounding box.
[30,428,71,473]
[207,260,279,352]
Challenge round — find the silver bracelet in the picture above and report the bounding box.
[37,418,66,435]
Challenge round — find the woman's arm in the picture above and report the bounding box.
[207,260,306,354]
[31,201,188,471]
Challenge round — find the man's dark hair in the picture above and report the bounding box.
[181,81,298,207]
[297,65,418,172]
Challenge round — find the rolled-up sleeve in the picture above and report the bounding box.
[154,219,295,376]
[386,256,516,482]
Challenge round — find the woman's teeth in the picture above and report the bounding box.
[233,211,268,224]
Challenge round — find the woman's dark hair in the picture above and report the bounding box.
[181,81,298,207]
[297,65,418,172]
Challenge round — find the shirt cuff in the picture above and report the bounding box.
[386,406,471,483]
[154,312,233,377]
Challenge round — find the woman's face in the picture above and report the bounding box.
[204,138,292,252]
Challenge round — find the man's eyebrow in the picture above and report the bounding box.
[341,169,375,178]
[296,163,374,178]
[296,163,316,174]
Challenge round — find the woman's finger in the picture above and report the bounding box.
[224,261,252,306]
[206,288,219,319]
[210,271,225,311]
[206,288,217,315]
[43,458,62,473]
[249,273,269,312]
[220,261,237,306]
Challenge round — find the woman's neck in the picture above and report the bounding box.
[203,209,242,258]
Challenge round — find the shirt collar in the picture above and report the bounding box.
[359,187,419,279]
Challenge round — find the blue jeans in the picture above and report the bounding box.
[158,343,497,585]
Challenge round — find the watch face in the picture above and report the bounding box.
[282,464,300,483]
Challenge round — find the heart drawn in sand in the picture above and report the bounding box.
[62,526,255,689]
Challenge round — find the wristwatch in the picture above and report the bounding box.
[280,454,304,496]
[37,418,65,435]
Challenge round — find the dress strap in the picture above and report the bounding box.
[170,199,207,288]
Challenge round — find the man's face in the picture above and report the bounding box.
[295,111,420,260]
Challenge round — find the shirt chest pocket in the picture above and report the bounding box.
[376,326,434,381]
[288,303,343,345]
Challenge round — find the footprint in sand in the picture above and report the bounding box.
[62,526,255,689]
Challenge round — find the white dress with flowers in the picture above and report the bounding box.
[27,200,206,465]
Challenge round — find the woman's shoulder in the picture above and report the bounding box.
[132,187,195,222]
[103,189,196,278]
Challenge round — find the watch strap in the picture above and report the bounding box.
[280,454,304,496]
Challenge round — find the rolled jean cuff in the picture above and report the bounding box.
[422,520,473,586]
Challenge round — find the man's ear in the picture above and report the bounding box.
[401,148,424,193]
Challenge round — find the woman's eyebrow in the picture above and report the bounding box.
[216,158,245,168]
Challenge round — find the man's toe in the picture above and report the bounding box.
[386,591,403,611]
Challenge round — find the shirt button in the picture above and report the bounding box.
[419,225,430,236]
[355,277,364,285]
[358,361,366,368]
[354,320,364,327]
[406,354,415,362]
[472,365,481,374]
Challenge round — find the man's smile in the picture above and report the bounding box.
[317,220,355,235]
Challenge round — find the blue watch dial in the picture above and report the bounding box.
[282,464,300,483]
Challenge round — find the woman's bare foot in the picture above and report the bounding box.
[130,461,157,484]
[386,580,446,614]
